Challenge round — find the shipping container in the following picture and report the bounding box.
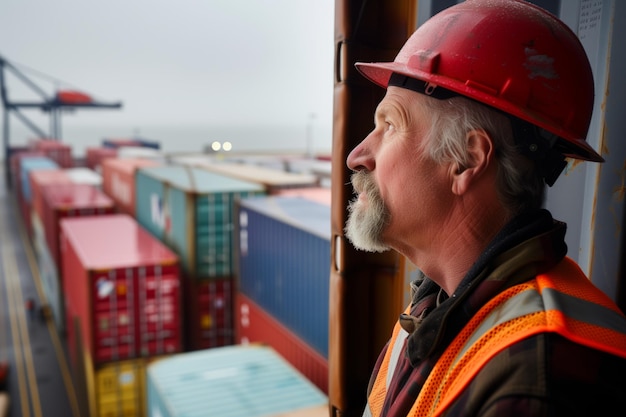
[64,167,103,188]
[61,214,182,367]
[18,156,60,238]
[236,195,330,358]
[101,158,161,216]
[20,156,60,205]
[235,293,328,394]
[40,184,116,331]
[183,275,234,351]
[69,323,158,417]
[7,146,37,185]
[170,154,319,193]
[135,165,265,278]
[116,146,166,163]
[29,166,102,222]
[146,344,328,417]
[28,138,73,168]
[29,169,73,222]
[85,146,118,172]
[275,187,331,206]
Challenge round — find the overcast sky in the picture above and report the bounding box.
[0,0,335,153]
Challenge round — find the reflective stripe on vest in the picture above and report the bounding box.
[365,257,626,417]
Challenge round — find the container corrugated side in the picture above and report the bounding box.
[146,345,328,417]
[236,195,330,357]
[101,158,161,216]
[235,293,328,394]
[41,183,116,332]
[61,214,182,367]
[183,275,233,351]
[134,165,265,278]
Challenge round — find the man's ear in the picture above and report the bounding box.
[451,129,494,195]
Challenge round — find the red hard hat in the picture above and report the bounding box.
[355,0,603,162]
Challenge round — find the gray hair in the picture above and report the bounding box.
[419,96,545,214]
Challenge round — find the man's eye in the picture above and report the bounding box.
[385,122,395,132]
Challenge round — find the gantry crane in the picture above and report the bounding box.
[0,55,122,186]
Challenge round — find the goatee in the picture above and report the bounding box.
[344,171,390,252]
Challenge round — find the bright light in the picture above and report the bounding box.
[211,141,221,151]
[222,141,232,151]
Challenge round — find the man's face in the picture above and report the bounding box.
[344,87,453,254]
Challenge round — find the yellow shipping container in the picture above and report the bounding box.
[96,359,146,417]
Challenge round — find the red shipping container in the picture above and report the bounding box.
[29,139,73,168]
[235,293,328,394]
[101,158,160,216]
[61,214,182,367]
[29,169,72,222]
[183,275,233,351]
[85,147,117,172]
[42,183,116,269]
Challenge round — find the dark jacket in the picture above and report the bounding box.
[367,209,626,417]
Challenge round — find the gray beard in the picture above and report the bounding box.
[344,171,391,253]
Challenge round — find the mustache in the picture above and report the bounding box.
[350,171,377,196]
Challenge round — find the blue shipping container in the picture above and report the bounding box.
[237,195,330,357]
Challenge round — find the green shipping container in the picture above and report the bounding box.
[135,165,265,278]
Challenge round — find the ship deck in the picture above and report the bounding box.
[0,174,77,417]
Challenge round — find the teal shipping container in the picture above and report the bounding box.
[135,165,265,278]
[147,344,328,417]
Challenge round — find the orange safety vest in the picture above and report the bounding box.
[364,257,626,417]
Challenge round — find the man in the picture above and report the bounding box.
[344,1,626,416]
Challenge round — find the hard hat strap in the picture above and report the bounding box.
[388,73,458,100]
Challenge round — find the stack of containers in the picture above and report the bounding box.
[85,146,118,172]
[134,165,265,350]
[235,195,331,393]
[30,169,72,233]
[146,344,328,417]
[40,183,116,331]
[29,138,73,168]
[8,147,41,188]
[170,155,320,194]
[60,214,182,417]
[30,167,103,267]
[101,158,162,216]
[19,156,59,238]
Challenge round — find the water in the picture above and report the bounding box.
[2,122,333,160]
